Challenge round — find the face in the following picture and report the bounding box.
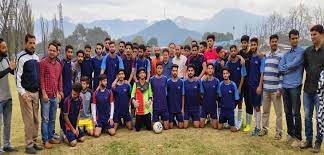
[48,45,58,59]
[57,46,61,55]
[109,43,115,54]
[118,71,125,81]
[175,46,181,56]
[138,71,146,80]
[104,40,110,50]
[96,45,103,56]
[77,53,84,64]
[191,42,197,46]
[169,44,175,56]
[171,67,178,78]
[218,50,224,58]
[192,47,198,55]
[289,34,299,47]
[206,65,214,75]
[138,49,144,58]
[81,81,88,90]
[65,48,73,60]
[311,31,322,45]
[200,44,206,52]
[0,41,8,56]
[187,67,195,78]
[230,47,237,58]
[145,48,151,57]
[85,48,91,58]
[100,79,107,88]
[184,48,190,57]
[133,48,138,58]
[154,47,160,57]
[250,41,258,52]
[119,43,125,53]
[125,45,132,56]
[207,38,214,48]
[163,52,169,62]
[223,70,230,80]
[71,90,80,100]
[156,65,163,75]
[25,38,36,52]
[241,41,249,50]
[270,38,278,51]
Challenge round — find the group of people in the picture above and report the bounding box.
[0,24,324,154]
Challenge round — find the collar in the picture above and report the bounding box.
[45,57,58,64]
[269,48,280,56]
[24,48,34,55]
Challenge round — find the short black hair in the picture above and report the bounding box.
[84,44,91,49]
[172,64,179,69]
[0,38,4,44]
[48,42,58,50]
[310,24,324,34]
[216,46,223,53]
[269,34,279,41]
[156,62,163,68]
[187,64,195,71]
[119,41,125,45]
[80,76,89,84]
[162,48,169,54]
[65,45,73,52]
[109,41,115,45]
[168,42,175,47]
[104,37,111,42]
[118,69,125,74]
[241,35,250,43]
[288,29,299,38]
[191,40,197,44]
[96,43,104,48]
[139,44,146,51]
[72,83,82,93]
[192,44,199,50]
[184,45,191,51]
[77,50,85,56]
[206,63,214,68]
[52,40,61,46]
[230,45,237,50]
[207,34,216,41]
[25,33,35,43]
[125,42,133,48]
[222,67,230,73]
[132,45,139,50]
[199,41,207,48]
[98,74,107,81]
[250,37,259,44]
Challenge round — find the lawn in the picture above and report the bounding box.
[5,75,321,155]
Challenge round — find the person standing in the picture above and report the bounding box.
[81,45,94,89]
[16,34,43,154]
[0,38,18,153]
[172,45,187,79]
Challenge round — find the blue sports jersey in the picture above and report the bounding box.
[247,54,265,86]
[201,77,219,111]
[93,89,114,121]
[150,76,168,112]
[81,58,94,86]
[183,79,203,112]
[218,81,239,110]
[225,59,247,87]
[61,59,73,99]
[92,55,103,90]
[167,78,184,113]
[123,58,134,81]
[62,96,83,130]
[113,83,132,114]
[101,54,124,89]
[214,60,224,81]
[135,58,151,73]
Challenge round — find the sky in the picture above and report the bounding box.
[30,0,323,23]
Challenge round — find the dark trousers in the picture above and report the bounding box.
[282,85,302,140]
[243,84,253,115]
[135,113,152,131]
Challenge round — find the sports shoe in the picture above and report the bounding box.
[243,124,252,132]
[300,141,312,149]
[44,142,53,149]
[33,144,43,151]
[25,147,37,154]
[3,146,18,152]
[258,128,268,136]
[240,123,246,131]
[311,143,321,153]
[49,139,60,144]
[274,132,282,140]
[291,139,302,148]
[251,128,261,136]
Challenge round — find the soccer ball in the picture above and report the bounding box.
[153,122,163,134]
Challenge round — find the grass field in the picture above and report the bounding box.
[5,75,323,155]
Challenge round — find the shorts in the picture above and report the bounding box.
[78,118,94,131]
[219,109,235,126]
[153,110,169,122]
[115,113,132,124]
[184,110,200,121]
[169,113,184,122]
[248,86,262,107]
[200,107,218,119]
[64,127,84,143]
[96,119,115,129]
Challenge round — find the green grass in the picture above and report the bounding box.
[6,75,322,154]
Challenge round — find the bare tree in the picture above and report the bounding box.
[313,6,324,26]
[40,16,49,55]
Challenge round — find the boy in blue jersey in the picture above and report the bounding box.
[92,43,104,90]
[150,62,169,129]
[62,83,85,147]
[200,63,219,129]
[217,68,239,132]
[213,49,225,81]
[100,41,124,89]
[111,69,133,130]
[167,64,184,129]
[134,44,151,82]
[226,45,247,130]
[183,64,203,128]
[247,38,265,136]
[92,74,116,137]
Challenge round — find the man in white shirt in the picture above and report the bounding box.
[172,45,187,79]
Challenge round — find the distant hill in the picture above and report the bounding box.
[123,19,201,46]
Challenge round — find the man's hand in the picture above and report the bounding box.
[145,99,152,109]
[256,86,262,95]
[22,93,30,103]
[238,87,242,94]
[43,93,49,103]
[92,119,97,126]
[9,60,16,70]
[132,99,139,108]
[57,93,62,103]
[275,89,281,97]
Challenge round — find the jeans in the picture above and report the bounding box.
[282,86,302,140]
[0,99,12,148]
[303,91,323,144]
[41,97,58,143]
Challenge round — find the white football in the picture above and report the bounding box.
[153,122,163,134]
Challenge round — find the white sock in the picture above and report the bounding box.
[246,113,252,125]
[238,109,242,122]
[256,111,261,129]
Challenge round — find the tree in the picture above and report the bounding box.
[147,37,158,46]
[40,16,49,55]
[132,36,145,45]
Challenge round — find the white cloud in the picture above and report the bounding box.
[30,0,324,22]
